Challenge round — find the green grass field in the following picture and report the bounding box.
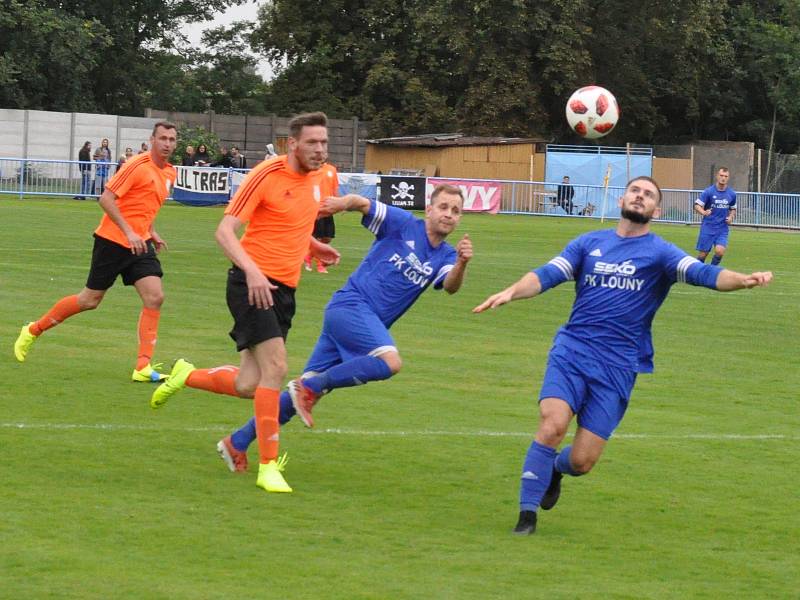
[1,197,798,599]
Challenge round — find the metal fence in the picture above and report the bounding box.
[2,158,799,229]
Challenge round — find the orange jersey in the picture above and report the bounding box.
[225,157,339,288]
[95,153,176,247]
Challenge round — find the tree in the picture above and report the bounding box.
[0,0,111,111]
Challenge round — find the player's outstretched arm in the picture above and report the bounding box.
[319,194,370,217]
[473,272,542,313]
[443,234,473,294]
[309,237,341,267]
[715,270,773,291]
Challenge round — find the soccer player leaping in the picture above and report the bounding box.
[14,122,178,382]
[215,184,472,472]
[474,176,773,536]
[153,183,471,483]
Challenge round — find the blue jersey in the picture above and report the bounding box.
[534,229,722,373]
[332,200,457,327]
[697,185,736,231]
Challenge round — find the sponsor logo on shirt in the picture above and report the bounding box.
[584,260,644,291]
[388,251,433,287]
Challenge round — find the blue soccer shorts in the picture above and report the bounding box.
[695,229,729,252]
[539,345,637,440]
[303,298,396,374]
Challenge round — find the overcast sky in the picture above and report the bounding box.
[181,1,274,79]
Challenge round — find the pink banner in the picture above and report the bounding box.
[426,179,502,213]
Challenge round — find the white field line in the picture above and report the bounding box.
[0,422,795,441]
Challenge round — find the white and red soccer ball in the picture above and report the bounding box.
[565,86,619,139]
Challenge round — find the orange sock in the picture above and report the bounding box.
[136,307,161,370]
[253,387,280,464]
[186,366,239,396]
[30,295,82,336]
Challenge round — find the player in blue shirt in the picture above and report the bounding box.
[694,167,737,265]
[215,184,473,472]
[474,176,772,536]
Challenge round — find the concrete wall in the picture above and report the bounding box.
[691,140,753,192]
[655,141,753,191]
[0,109,159,161]
[0,107,369,170]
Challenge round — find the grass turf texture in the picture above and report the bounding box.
[1,197,797,599]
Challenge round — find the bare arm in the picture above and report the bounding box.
[308,237,341,267]
[215,214,277,308]
[473,271,542,313]
[693,202,711,217]
[318,194,371,217]
[98,189,146,254]
[443,234,473,294]
[715,269,772,291]
[726,207,737,224]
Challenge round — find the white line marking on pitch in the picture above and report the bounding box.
[0,422,795,440]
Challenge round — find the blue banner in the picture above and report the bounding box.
[173,166,230,206]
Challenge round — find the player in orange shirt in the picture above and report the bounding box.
[14,122,178,383]
[149,112,341,493]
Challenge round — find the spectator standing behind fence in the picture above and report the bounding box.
[139,142,149,154]
[230,146,247,169]
[211,146,234,168]
[117,147,134,172]
[181,145,197,166]
[694,167,737,266]
[194,144,211,166]
[74,141,92,200]
[556,176,575,215]
[94,138,112,195]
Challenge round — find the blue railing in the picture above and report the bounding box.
[2,158,798,229]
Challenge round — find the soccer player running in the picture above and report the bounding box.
[694,167,736,265]
[14,122,178,382]
[149,112,341,494]
[474,176,772,536]
[212,184,472,473]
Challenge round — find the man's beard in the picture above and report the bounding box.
[621,207,651,224]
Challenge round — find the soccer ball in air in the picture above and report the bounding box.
[565,86,619,139]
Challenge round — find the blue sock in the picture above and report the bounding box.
[519,441,556,511]
[696,254,706,263]
[303,355,392,395]
[554,445,582,476]
[278,389,295,424]
[711,254,722,266]
[229,391,295,451]
[230,418,256,451]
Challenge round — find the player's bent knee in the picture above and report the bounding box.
[570,456,598,474]
[234,381,257,398]
[536,420,568,446]
[77,293,103,310]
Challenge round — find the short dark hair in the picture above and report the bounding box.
[626,175,662,204]
[289,112,328,139]
[430,183,464,204]
[717,167,730,174]
[152,120,177,136]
